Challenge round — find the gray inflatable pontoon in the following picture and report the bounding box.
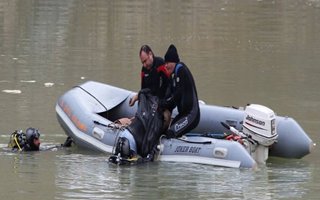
[55,81,313,168]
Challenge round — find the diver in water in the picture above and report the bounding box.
[8,127,73,151]
[8,127,41,151]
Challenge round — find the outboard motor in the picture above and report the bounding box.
[242,104,278,164]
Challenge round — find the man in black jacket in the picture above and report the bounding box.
[161,44,200,138]
[129,45,169,106]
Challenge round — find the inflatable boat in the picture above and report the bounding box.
[55,81,313,168]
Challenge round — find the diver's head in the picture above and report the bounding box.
[25,127,41,151]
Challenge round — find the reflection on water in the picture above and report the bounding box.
[266,161,311,199]
[0,0,320,199]
[0,150,56,200]
[53,153,313,200]
[55,154,127,199]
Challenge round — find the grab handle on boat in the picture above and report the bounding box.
[93,120,108,127]
[177,138,212,145]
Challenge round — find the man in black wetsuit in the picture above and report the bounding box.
[160,44,200,138]
[128,45,171,132]
[8,128,73,152]
[129,45,169,106]
[8,128,41,151]
[112,45,171,161]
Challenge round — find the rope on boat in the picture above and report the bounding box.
[93,120,129,154]
[93,120,127,131]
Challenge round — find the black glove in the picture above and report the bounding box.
[165,130,175,139]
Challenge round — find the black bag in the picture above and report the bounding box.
[128,89,164,158]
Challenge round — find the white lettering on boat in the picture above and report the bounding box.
[174,117,188,132]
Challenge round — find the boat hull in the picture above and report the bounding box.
[55,81,313,168]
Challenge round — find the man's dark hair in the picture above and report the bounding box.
[139,45,154,57]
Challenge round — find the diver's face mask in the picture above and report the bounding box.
[26,128,41,150]
[33,131,40,140]
[33,135,41,146]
